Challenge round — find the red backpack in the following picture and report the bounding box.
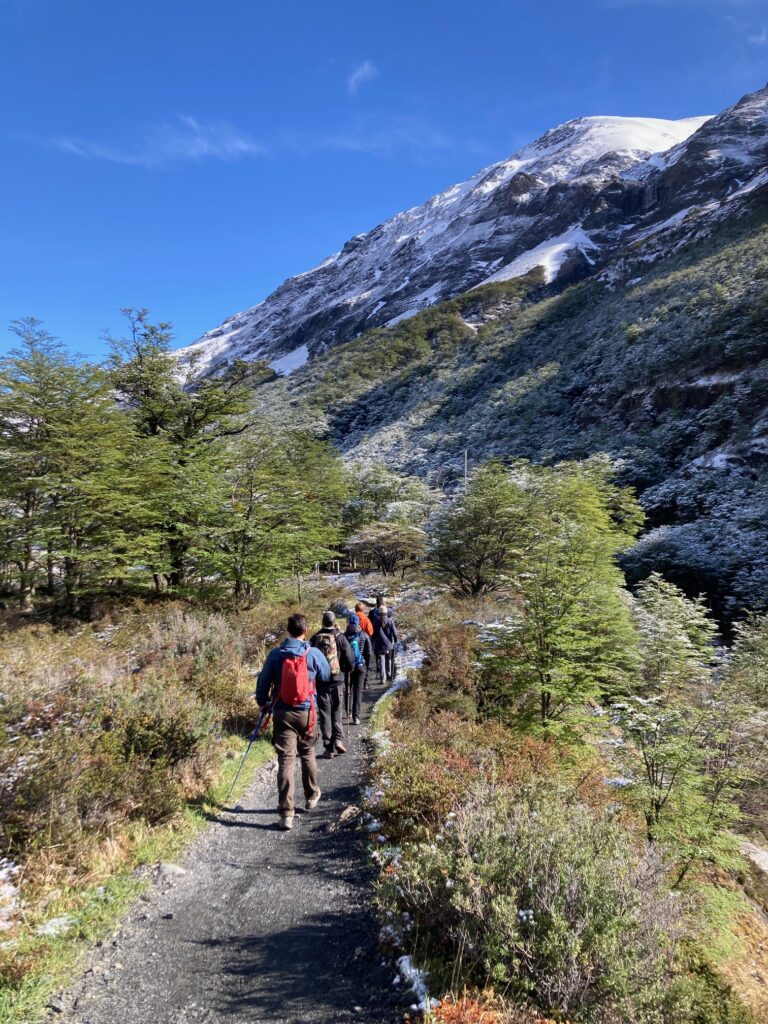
[279,651,313,706]
[278,650,316,736]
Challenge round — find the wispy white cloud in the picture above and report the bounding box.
[48,116,266,168]
[42,111,488,169]
[347,60,379,95]
[748,24,768,44]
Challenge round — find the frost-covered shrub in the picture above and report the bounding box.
[382,779,681,1022]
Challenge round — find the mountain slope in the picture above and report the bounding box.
[257,177,768,618]
[179,112,717,375]
[183,82,768,615]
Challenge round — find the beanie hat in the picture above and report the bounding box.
[348,613,360,627]
[322,610,336,627]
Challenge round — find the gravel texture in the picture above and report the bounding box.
[56,682,407,1024]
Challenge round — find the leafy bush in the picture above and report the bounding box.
[661,944,757,1024]
[0,589,347,877]
[381,778,681,1022]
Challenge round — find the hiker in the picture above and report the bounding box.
[344,613,373,723]
[255,612,330,831]
[354,601,374,637]
[371,602,398,683]
[310,610,355,759]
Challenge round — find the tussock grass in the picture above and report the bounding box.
[0,577,357,1021]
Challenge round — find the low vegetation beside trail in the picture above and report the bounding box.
[3,308,768,1023]
[0,579,356,1020]
[369,464,768,1024]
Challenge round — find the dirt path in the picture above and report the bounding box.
[57,682,407,1024]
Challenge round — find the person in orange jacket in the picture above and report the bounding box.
[354,602,374,637]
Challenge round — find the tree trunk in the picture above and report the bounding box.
[46,541,55,596]
[19,543,35,612]
[168,537,189,588]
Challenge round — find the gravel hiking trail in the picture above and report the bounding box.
[57,682,407,1024]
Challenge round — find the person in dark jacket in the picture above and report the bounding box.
[344,613,373,724]
[256,612,330,830]
[371,603,398,682]
[310,610,355,758]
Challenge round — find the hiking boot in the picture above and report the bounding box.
[279,815,294,831]
[334,741,347,755]
[306,789,322,811]
[323,748,336,759]
[352,716,361,725]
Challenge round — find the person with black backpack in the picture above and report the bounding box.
[310,610,355,759]
[344,613,372,725]
[255,613,331,831]
[371,601,398,683]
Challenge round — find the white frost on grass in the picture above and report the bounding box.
[480,225,598,286]
[269,344,309,376]
[0,859,20,931]
[397,954,440,1013]
[383,641,425,698]
[36,914,76,938]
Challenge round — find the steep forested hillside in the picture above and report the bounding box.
[260,190,768,618]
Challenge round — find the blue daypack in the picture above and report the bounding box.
[349,634,365,668]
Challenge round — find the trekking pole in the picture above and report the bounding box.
[224,706,272,806]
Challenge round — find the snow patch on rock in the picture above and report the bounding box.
[481,225,598,285]
[269,344,309,376]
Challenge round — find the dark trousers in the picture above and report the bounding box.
[272,706,319,816]
[345,666,367,719]
[316,681,344,751]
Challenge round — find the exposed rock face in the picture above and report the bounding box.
[179,85,768,378]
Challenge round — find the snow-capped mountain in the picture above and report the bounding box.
[180,85,768,376]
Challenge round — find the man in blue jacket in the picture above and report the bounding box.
[256,613,330,831]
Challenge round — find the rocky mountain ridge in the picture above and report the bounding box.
[180,84,767,379]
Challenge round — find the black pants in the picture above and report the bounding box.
[316,682,344,751]
[345,666,367,719]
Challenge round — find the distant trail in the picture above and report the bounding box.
[58,683,407,1024]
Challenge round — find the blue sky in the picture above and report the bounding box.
[2,0,767,357]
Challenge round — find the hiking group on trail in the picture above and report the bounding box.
[254,597,398,831]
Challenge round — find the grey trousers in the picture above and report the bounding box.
[376,651,396,682]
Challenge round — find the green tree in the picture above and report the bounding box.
[724,612,768,706]
[343,460,436,532]
[204,427,348,603]
[0,319,67,609]
[427,462,538,596]
[345,521,426,576]
[107,308,266,589]
[616,574,753,883]
[0,319,161,613]
[39,361,160,613]
[476,460,642,731]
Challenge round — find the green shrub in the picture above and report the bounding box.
[662,944,757,1024]
[379,778,681,1022]
[116,673,214,765]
